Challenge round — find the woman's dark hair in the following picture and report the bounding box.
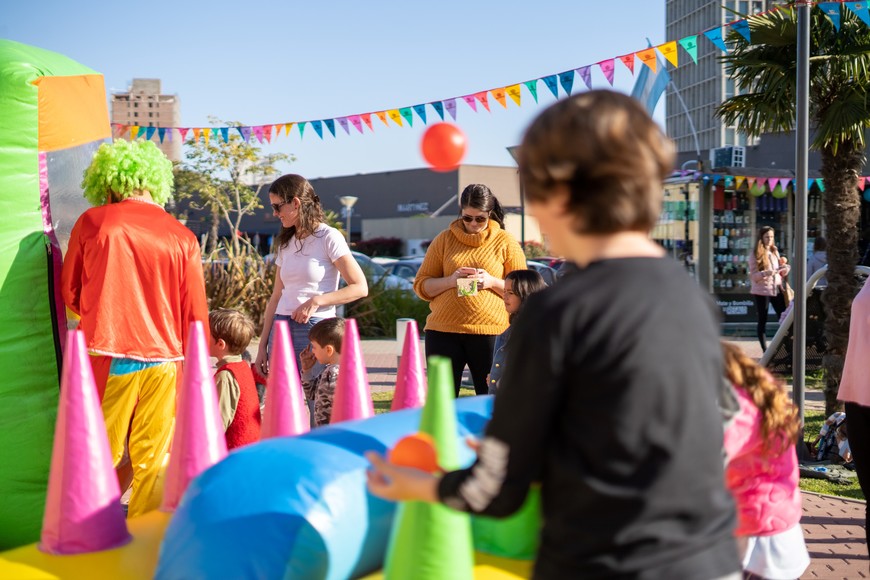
[814,236,827,252]
[270,174,325,252]
[505,269,547,322]
[459,183,506,229]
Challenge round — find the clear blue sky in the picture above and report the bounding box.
[3,1,666,179]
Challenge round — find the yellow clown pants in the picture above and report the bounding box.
[100,358,178,518]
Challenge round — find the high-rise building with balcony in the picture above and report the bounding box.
[666,0,767,159]
[110,79,181,162]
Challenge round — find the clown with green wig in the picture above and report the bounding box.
[61,139,209,517]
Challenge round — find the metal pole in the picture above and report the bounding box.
[793,1,811,422]
[346,210,352,243]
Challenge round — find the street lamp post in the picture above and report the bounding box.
[339,196,358,243]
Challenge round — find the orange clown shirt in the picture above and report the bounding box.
[61,199,209,361]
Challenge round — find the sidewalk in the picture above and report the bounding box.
[355,337,867,578]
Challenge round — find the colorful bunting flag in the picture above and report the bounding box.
[262,125,273,143]
[252,126,263,143]
[360,114,373,131]
[524,79,539,102]
[491,87,507,108]
[598,59,615,85]
[179,127,190,142]
[349,115,363,133]
[298,122,306,138]
[375,111,389,126]
[819,2,842,30]
[636,47,658,72]
[431,101,445,120]
[462,95,478,112]
[735,176,746,189]
[731,19,751,43]
[618,53,635,74]
[558,70,575,95]
[203,128,210,146]
[338,117,350,134]
[220,127,229,142]
[285,122,294,136]
[506,84,522,106]
[474,91,490,112]
[704,27,728,52]
[323,119,335,137]
[847,2,870,27]
[145,127,156,141]
[413,104,428,124]
[542,75,559,98]
[399,107,414,126]
[444,98,457,120]
[576,66,592,90]
[657,41,679,67]
[158,127,166,143]
[312,120,323,139]
[192,127,201,142]
[679,36,699,64]
[388,109,403,126]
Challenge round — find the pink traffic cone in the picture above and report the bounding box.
[39,329,131,554]
[391,319,427,411]
[261,320,310,438]
[161,321,227,512]
[330,318,375,423]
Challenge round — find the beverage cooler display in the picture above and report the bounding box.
[712,188,753,293]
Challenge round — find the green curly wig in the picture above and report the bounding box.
[81,139,174,206]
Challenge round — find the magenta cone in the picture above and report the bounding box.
[161,321,227,512]
[262,320,310,438]
[39,330,130,554]
[330,318,375,423]
[391,319,427,411]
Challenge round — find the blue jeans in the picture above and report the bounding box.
[270,315,325,427]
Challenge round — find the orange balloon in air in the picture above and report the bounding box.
[420,123,467,172]
[388,432,440,473]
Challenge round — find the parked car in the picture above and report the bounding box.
[526,260,557,286]
[387,258,425,282]
[351,251,414,291]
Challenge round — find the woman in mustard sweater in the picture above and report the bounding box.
[413,184,526,396]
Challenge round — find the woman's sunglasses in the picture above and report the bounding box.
[461,214,488,224]
[271,201,288,213]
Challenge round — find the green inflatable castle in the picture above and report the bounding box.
[0,39,110,549]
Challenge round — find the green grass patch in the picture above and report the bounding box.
[372,388,477,415]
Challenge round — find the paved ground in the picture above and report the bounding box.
[347,335,866,578]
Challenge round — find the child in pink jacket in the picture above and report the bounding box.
[721,342,809,579]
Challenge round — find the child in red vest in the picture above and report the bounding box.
[209,308,262,449]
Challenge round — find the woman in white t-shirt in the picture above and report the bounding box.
[255,174,367,391]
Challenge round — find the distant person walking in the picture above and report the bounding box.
[413,184,526,396]
[748,226,790,352]
[807,236,828,286]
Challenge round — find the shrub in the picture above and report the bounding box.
[202,241,274,330]
[523,240,548,260]
[353,237,403,257]
[346,279,429,338]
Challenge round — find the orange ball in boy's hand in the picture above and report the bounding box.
[388,433,440,473]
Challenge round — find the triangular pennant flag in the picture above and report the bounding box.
[192,127,201,142]
[768,178,779,191]
[399,107,414,126]
[816,178,825,192]
[731,19,751,42]
[444,98,457,120]
[679,35,699,64]
[324,118,336,137]
[756,177,768,190]
[252,126,263,144]
[491,87,507,108]
[711,174,722,185]
[220,127,229,142]
[576,66,592,90]
[158,128,166,143]
[431,101,445,120]
[128,125,138,139]
[542,75,559,98]
[298,121,306,138]
[724,176,734,187]
[506,84,522,106]
[746,177,757,189]
[240,126,251,142]
[413,104,428,124]
[618,54,636,74]
[202,129,210,146]
[388,109,404,127]
[846,2,870,27]
[285,122,294,136]
[859,176,867,191]
[559,70,575,95]
[179,127,190,142]
[273,123,285,137]
[807,178,815,190]
[657,41,679,67]
[338,117,351,135]
[144,127,156,141]
[597,59,615,85]
[819,2,842,31]
[360,113,373,131]
[311,120,323,139]
[462,95,478,113]
[636,47,658,72]
[375,111,389,126]
[704,27,728,52]
[262,125,273,143]
[735,176,746,189]
[349,115,363,133]
[524,79,539,102]
[474,91,490,112]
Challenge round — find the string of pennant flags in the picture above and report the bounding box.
[680,171,870,194]
[114,1,870,146]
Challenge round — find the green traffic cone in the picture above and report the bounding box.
[383,356,475,580]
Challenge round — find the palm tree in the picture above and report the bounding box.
[716,3,870,415]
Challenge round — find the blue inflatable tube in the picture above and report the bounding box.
[156,396,494,580]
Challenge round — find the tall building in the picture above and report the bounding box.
[110,79,181,162]
[666,0,767,158]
